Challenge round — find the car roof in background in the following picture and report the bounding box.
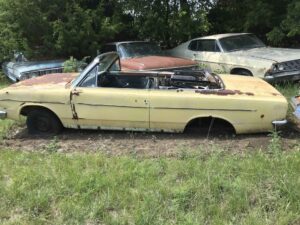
[190,33,252,41]
[105,41,154,45]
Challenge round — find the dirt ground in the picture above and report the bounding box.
[1,122,300,157]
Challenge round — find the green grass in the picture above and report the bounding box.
[275,82,299,100]
[1,145,300,225]
[0,73,11,89]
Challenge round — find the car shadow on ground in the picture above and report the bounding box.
[9,121,300,141]
[2,122,299,155]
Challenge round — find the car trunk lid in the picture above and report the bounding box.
[10,73,78,88]
[219,74,285,98]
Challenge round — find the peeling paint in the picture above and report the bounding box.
[11,73,77,87]
[69,91,78,120]
[195,89,254,96]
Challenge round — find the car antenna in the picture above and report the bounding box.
[206,117,215,139]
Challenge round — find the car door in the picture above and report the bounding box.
[148,88,208,132]
[188,39,227,73]
[70,53,150,130]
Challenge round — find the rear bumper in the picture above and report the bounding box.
[272,119,288,126]
[0,110,7,119]
[264,71,300,82]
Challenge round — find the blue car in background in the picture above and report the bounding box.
[2,52,64,82]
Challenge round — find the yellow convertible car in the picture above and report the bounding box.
[0,52,287,135]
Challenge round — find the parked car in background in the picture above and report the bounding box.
[0,52,287,135]
[167,33,300,82]
[291,95,300,120]
[101,41,198,71]
[2,52,64,82]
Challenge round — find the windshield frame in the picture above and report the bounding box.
[219,34,266,52]
[117,42,163,59]
[71,52,119,88]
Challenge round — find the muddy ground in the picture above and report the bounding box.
[1,122,300,157]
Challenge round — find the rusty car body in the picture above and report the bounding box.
[0,52,287,135]
[167,33,300,82]
[101,41,198,71]
[2,52,64,82]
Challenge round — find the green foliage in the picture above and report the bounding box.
[120,0,210,47]
[0,0,125,61]
[63,56,89,73]
[0,0,299,63]
[209,0,300,46]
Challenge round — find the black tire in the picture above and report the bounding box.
[231,69,252,76]
[26,109,62,135]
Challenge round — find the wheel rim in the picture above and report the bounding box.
[35,116,51,132]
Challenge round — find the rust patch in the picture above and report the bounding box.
[195,89,255,96]
[69,91,78,120]
[272,93,280,96]
[71,104,78,120]
[11,73,78,87]
[121,56,197,70]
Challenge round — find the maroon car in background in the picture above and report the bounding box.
[101,41,198,71]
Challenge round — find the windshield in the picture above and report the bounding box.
[219,34,266,52]
[118,42,163,58]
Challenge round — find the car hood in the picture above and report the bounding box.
[5,59,65,73]
[231,47,300,63]
[121,56,197,70]
[8,73,78,89]
[219,74,286,99]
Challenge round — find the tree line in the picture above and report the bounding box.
[0,0,299,61]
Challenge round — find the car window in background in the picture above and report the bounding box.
[219,34,266,52]
[102,45,117,53]
[118,42,163,58]
[188,40,220,52]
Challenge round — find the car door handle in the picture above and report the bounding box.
[72,89,83,96]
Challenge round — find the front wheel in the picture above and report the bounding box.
[26,109,62,135]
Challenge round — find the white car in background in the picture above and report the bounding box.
[167,33,300,82]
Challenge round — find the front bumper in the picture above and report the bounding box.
[264,70,300,82]
[291,96,300,120]
[0,110,7,119]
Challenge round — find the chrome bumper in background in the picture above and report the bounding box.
[0,110,7,119]
[265,71,300,82]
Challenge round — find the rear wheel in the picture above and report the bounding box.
[26,109,62,135]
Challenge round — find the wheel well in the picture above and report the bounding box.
[20,106,62,124]
[230,68,253,76]
[184,117,236,134]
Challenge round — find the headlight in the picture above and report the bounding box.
[270,63,285,73]
[278,64,285,71]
